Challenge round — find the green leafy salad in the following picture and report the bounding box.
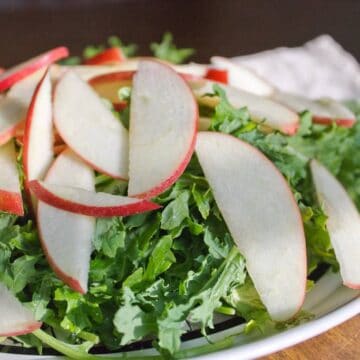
[0,34,359,359]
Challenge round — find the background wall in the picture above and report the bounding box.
[0,0,359,66]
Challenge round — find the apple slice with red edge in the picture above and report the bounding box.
[0,282,41,336]
[194,81,299,135]
[84,48,126,65]
[274,92,356,128]
[37,149,95,293]
[23,69,54,187]
[88,70,134,103]
[0,97,27,146]
[211,56,275,96]
[88,70,202,106]
[0,47,68,92]
[310,159,360,289]
[128,60,198,198]
[195,132,307,321]
[30,180,160,217]
[54,71,129,179]
[0,141,23,215]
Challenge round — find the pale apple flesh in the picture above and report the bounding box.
[274,92,356,127]
[0,141,23,215]
[30,180,160,217]
[211,56,275,96]
[195,132,307,321]
[23,70,54,183]
[194,81,299,135]
[310,160,360,289]
[128,60,198,198]
[0,97,27,146]
[54,71,129,179]
[37,149,96,293]
[0,282,41,336]
[0,47,69,91]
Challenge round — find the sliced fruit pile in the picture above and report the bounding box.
[0,46,358,338]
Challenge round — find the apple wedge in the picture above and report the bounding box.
[211,56,274,96]
[194,81,299,135]
[196,132,307,321]
[0,141,23,215]
[128,60,198,198]
[274,92,356,127]
[0,282,41,336]
[0,47,68,91]
[88,71,134,103]
[23,70,54,184]
[310,160,360,289]
[54,71,129,179]
[0,97,27,146]
[37,149,95,293]
[85,47,126,65]
[30,180,160,217]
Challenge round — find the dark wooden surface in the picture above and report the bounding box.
[0,0,359,66]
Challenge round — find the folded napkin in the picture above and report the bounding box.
[232,35,360,100]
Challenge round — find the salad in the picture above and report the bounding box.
[0,33,359,359]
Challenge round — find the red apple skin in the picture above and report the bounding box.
[312,116,356,128]
[29,180,161,217]
[37,220,86,294]
[0,47,69,92]
[0,189,24,216]
[88,70,135,85]
[0,321,42,337]
[130,60,199,199]
[84,48,126,65]
[205,68,228,84]
[22,70,49,192]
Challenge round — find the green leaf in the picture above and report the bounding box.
[113,287,156,345]
[144,236,176,282]
[93,218,125,258]
[161,191,190,230]
[150,32,194,64]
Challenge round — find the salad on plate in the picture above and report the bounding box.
[0,33,359,359]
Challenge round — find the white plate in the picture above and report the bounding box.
[1,270,358,359]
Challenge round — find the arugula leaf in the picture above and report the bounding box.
[150,32,194,64]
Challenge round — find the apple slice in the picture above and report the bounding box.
[128,60,198,198]
[54,71,129,179]
[0,282,41,336]
[30,180,160,217]
[0,47,68,91]
[196,132,307,321]
[84,47,126,65]
[310,160,360,289]
[0,141,23,215]
[37,149,95,293]
[211,56,274,96]
[194,81,299,135]
[0,97,27,146]
[274,92,356,127]
[23,70,54,184]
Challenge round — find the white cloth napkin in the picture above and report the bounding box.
[232,35,360,100]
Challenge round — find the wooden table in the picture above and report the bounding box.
[263,315,360,359]
[0,1,359,358]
